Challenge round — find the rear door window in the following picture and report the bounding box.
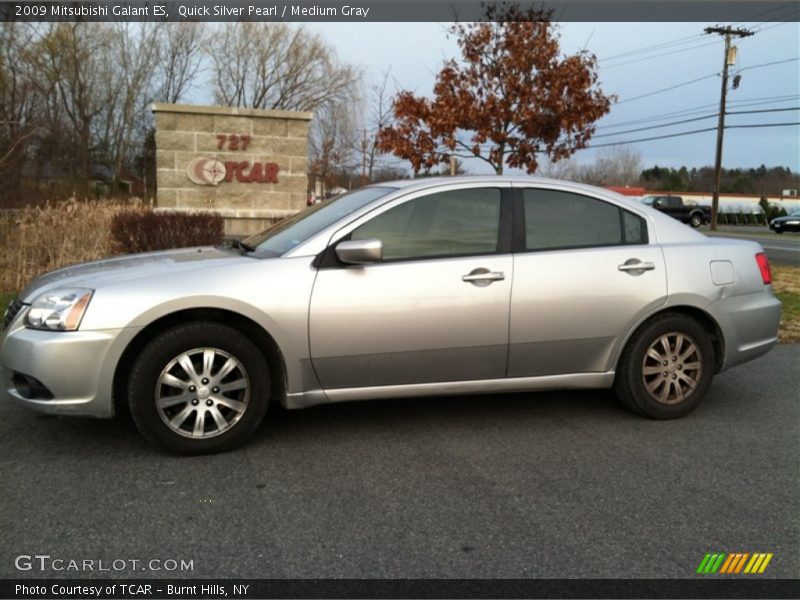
[523,189,647,251]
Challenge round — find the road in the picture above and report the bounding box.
[703,226,800,266]
[1,345,798,580]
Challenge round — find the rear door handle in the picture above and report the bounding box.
[462,268,505,286]
[618,260,655,272]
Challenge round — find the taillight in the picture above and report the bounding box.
[755,252,772,285]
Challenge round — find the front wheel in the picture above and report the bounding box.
[128,322,270,454]
[614,314,714,419]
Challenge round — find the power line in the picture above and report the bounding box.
[433,120,798,154]
[599,33,708,63]
[728,94,800,106]
[593,113,719,138]
[738,56,800,72]
[587,121,799,149]
[597,12,794,66]
[746,20,797,34]
[588,128,717,148]
[727,121,800,129]
[596,99,797,131]
[601,40,722,70]
[736,2,799,25]
[592,107,799,139]
[616,74,719,105]
[595,94,800,131]
[597,106,719,130]
[615,57,798,106]
[727,106,800,115]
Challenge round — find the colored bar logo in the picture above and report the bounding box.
[697,552,773,574]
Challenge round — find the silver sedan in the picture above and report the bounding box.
[1,177,782,454]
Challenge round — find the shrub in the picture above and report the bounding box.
[110,210,224,254]
[766,203,788,221]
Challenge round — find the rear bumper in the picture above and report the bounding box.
[707,290,782,372]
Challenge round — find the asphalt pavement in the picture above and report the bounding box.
[1,345,798,580]
[703,226,800,266]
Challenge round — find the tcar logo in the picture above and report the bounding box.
[186,157,227,186]
[186,157,280,185]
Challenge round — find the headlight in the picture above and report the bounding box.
[25,288,94,331]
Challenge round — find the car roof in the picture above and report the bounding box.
[373,174,569,186]
[367,175,650,212]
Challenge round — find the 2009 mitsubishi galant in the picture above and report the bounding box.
[1,177,781,454]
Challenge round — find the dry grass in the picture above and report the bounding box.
[0,199,142,292]
[771,265,800,343]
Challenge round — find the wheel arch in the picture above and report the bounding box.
[616,305,725,375]
[689,209,706,225]
[113,308,287,417]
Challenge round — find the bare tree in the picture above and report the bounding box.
[155,23,207,104]
[34,23,120,188]
[0,23,42,200]
[364,69,394,181]
[308,92,360,196]
[540,145,643,186]
[208,22,360,112]
[539,156,582,181]
[589,145,643,186]
[101,23,161,186]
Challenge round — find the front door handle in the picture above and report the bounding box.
[618,259,655,272]
[462,268,505,286]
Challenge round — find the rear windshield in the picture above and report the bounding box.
[243,187,396,256]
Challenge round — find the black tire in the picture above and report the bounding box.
[689,213,704,228]
[614,313,714,419]
[128,321,270,454]
[774,229,783,234]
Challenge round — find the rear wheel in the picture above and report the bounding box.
[128,322,270,454]
[690,213,704,228]
[615,313,714,419]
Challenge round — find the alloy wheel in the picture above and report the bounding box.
[155,347,250,439]
[641,332,703,405]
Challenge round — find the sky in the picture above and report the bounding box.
[302,20,800,175]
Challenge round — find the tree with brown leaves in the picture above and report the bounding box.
[377,7,614,175]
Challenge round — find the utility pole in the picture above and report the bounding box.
[705,26,753,230]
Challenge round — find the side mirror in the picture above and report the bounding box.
[335,238,383,265]
[653,199,661,207]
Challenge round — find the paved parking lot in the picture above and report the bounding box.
[1,345,798,580]
[704,226,800,265]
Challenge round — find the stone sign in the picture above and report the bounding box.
[152,103,312,235]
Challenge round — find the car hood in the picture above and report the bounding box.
[20,246,248,302]
[773,214,800,222]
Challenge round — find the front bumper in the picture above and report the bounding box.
[770,221,800,232]
[1,314,138,418]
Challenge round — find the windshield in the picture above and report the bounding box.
[642,197,655,205]
[243,187,396,256]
